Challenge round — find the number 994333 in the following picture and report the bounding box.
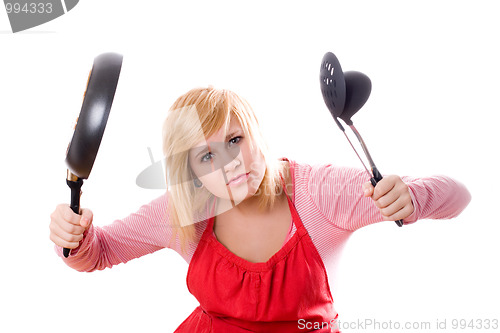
[5,2,53,14]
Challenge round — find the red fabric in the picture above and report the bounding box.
[175,158,340,332]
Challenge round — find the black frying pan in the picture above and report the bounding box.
[63,52,123,257]
[320,51,404,227]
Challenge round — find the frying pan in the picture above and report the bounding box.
[320,51,404,227]
[63,52,123,257]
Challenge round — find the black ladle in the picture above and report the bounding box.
[320,52,404,227]
[63,52,123,257]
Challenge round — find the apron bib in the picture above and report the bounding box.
[175,158,339,332]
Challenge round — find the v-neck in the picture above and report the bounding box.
[204,158,305,271]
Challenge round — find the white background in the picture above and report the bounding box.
[1,1,498,332]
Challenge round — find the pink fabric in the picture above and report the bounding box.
[55,157,471,273]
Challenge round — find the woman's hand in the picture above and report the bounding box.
[49,204,93,250]
[362,175,414,221]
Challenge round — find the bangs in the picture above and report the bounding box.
[178,88,258,154]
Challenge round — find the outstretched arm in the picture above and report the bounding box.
[54,193,172,272]
[308,164,471,231]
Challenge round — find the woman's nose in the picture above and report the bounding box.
[224,155,241,171]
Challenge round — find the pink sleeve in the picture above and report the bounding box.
[54,192,173,272]
[401,174,472,224]
[308,164,471,231]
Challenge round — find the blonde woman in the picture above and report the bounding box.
[49,87,471,332]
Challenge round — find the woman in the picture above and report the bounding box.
[50,87,471,332]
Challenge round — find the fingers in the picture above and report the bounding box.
[373,184,401,209]
[362,175,414,221]
[371,175,398,201]
[49,204,92,250]
[50,233,82,249]
[79,208,93,229]
[378,195,412,220]
[49,223,84,249]
[58,218,86,235]
[362,176,399,200]
[362,182,374,197]
[380,198,414,221]
[56,204,82,226]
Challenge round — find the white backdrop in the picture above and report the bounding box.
[1,1,498,332]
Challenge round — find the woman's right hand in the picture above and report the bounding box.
[49,204,93,250]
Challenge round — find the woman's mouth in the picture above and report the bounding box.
[227,172,250,186]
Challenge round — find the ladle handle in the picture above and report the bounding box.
[64,178,84,257]
[370,167,404,227]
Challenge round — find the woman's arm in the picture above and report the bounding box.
[54,192,172,272]
[308,164,471,231]
[397,174,472,224]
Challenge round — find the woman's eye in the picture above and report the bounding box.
[228,136,242,146]
[200,137,242,163]
[200,152,213,163]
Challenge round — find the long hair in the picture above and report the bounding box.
[161,87,287,255]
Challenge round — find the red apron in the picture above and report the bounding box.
[175,158,340,332]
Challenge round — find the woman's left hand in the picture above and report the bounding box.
[362,175,414,221]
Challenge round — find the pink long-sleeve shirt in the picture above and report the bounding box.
[55,158,471,273]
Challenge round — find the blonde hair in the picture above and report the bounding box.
[161,87,288,255]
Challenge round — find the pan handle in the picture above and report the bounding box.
[370,167,404,227]
[63,177,84,257]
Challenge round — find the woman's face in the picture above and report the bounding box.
[188,117,266,205]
